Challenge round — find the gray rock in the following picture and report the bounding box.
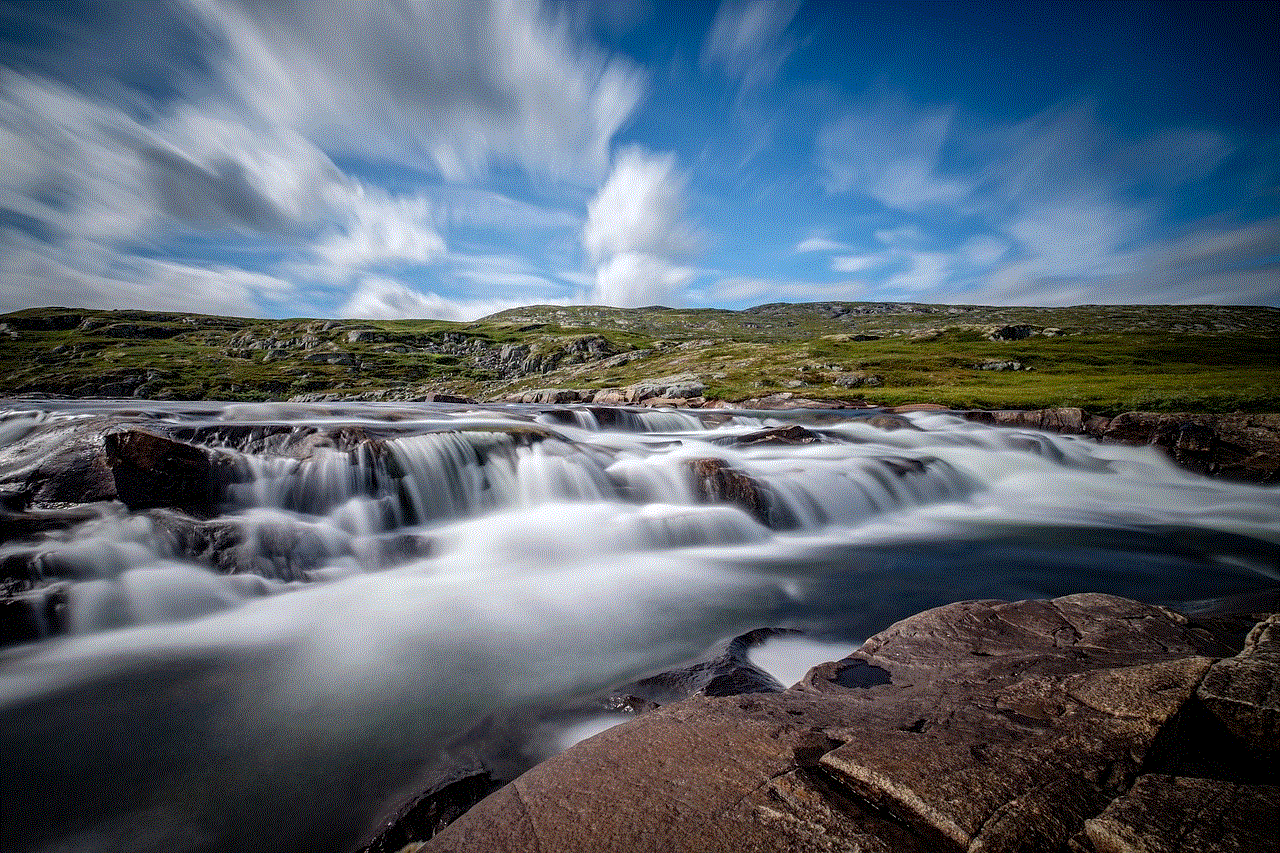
[986,324,1037,341]
[623,374,705,403]
[834,371,884,388]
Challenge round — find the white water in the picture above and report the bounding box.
[0,400,1276,853]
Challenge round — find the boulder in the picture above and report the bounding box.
[623,374,704,403]
[717,425,825,447]
[986,324,1037,341]
[422,595,1270,853]
[687,458,776,527]
[103,429,239,514]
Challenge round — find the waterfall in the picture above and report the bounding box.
[0,399,1276,853]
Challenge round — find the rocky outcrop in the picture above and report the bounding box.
[963,408,1280,482]
[421,595,1277,853]
[833,371,883,388]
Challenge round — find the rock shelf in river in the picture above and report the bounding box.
[416,594,1279,853]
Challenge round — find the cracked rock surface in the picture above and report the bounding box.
[419,594,1278,852]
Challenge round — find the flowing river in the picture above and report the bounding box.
[0,400,1276,853]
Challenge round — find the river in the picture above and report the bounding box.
[0,400,1276,852]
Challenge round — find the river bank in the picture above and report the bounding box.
[393,594,1279,853]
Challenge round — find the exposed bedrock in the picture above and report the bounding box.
[420,594,1278,853]
[962,408,1280,483]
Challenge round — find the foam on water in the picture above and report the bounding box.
[0,400,1276,853]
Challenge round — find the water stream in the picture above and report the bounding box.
[0,400,1276,852]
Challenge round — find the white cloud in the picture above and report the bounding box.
[831,254,888,274]
[339,275,562,321]
[583,147,699,263]
[582,146,701,307]
[701,0,801,89]
[0,234,294,316]
[311,192,446,273]
[819,101,969,211]
[794,234,849,254]
[199,0,645,183]
[693,276,865,305]
[591,252,697,307]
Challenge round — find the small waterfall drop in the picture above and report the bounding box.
[0,399,1275,853]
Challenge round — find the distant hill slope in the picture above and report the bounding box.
[1,302,1277,413]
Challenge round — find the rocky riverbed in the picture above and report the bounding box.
[0,399,1276,853]
[381,594,1279,853]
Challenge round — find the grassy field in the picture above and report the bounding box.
[1,302,1277,414]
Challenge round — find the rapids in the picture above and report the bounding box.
[0,399,1276,853]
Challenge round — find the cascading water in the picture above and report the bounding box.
[0,399,1276,853]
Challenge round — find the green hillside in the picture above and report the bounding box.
[1,302,1277,414]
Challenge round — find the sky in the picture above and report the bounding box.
[0,0,1277,320]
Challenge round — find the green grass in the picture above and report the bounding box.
[1,304,1277,413]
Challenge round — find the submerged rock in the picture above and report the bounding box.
[421,594,1276,853]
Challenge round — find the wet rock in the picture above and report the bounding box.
[360,768,505,853]
[1103,412,1280,482]
[24,431,120,507]
[424,595,1265,853]
[965,407,1095,435]
[103,429,239,514]
[963,408,1280,481]
[718,425,825,447]
[0,582,67,647]
[687,458,775,527]
[639,395,703,408]
[420,394,476,404]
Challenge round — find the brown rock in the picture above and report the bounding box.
[103,428,238,514]
[1196,613,1280,752]
[688,458,775,526]
[1070,775,1280,853]
[423,595,1252,853]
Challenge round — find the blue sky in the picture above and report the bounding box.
[1,0,1276,319]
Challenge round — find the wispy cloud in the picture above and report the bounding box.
[339,274,567,321]
[583,146,702,306]
[808,94,1275,305]
[794,234,850,254]
[818,99,969,211]
[701,0,801,91]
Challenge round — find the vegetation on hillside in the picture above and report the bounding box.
[0,302,1276,414]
